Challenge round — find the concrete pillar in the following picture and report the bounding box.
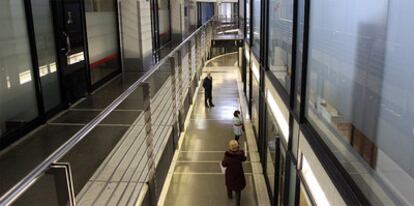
[119,0,153,72]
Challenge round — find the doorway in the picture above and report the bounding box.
[52,0,89,104]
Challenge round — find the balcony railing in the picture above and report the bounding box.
[0,18,214,206]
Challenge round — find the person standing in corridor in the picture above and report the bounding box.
[233,110,243,141]
[203,72,214,108]
[222,140,247,206]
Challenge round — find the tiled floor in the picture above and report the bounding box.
[0,72,147,198]
[164,67,258,206]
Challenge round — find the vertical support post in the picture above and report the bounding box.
[48,162,76,206]
[169,56,179,138]
[176,51,184,131]
[142,83,157,203]
[187,42,194,104]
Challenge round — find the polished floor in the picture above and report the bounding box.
[164,67,258,206]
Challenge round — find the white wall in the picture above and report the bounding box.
[119,0,153,71]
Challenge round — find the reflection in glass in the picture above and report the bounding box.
[158,0,171,46]
[251,0,260,55]
[265,105,287,206]
[245,0,250,41]
[245,45,251,114]
[239,0,244,35]
[294,0,305,113]
[287,161,298,206]
[31,0,62,112]
[305,0,414,205]
[266,105,279,197]
[84,0,121,84]
[0,0,39,137]
[251,61,260,138]
[268,0,293,93]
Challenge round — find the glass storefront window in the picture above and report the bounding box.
[267,0,293,93]
[251,0,260,55]
[305,0,414,205]
[0,0,39,138]
[84,0,121,84]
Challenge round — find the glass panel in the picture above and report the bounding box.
[239,0,245,19]
[0,0,39,137]
[245,0,250,41]
[158,0,171,46]
[84,0,121,84]
[265,105,279,198]
[251,0,260,55]
[278,147,286,206]
[245,44,251,108]
[251,60,260,138]
[267,0,293,93]
[218,3,232,21]
[31,0,62,111]
[11,172,66,206]
[287,161,297,206]
[305,0,414,205]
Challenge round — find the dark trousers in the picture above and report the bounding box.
[204,92,213,106]
[235,135,241,141]
[227,188,241,206]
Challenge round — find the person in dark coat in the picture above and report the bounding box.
[222,140,247,206]
[203,72,214,108]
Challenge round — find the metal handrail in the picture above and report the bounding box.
[0,18,213,206]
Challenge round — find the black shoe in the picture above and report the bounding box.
[210,104,215,107]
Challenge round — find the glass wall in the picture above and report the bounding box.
[31,0,62,112]
[0,0,39,139]
[251,0,260,55]
[267,0,293,93]
[305,0,414,205]
[84,0,121,85]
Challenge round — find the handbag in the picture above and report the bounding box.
[220,162,227,174]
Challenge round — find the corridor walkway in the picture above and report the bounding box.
[163,59,258,205]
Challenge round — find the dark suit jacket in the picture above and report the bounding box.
[203,77,213,94]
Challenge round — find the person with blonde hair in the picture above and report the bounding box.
[221,140,247,206]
